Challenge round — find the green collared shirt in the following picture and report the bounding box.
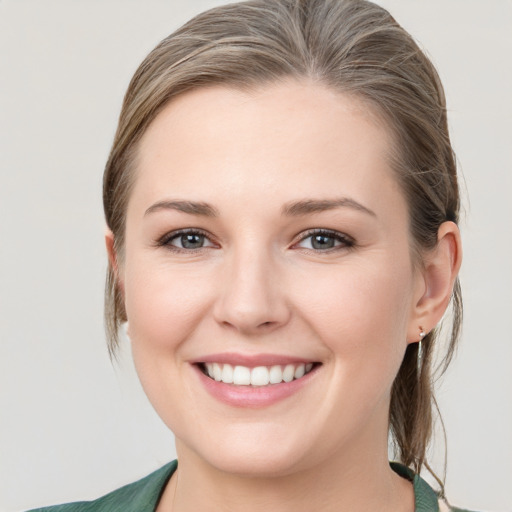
[28,460,473,512]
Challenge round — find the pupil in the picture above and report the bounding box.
[312,234,334,250]
[181,234,203,248]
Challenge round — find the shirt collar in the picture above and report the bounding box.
[390,461,440,512]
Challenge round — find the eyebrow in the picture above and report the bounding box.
[144,197,376,218]
[281,198,376,217]
[144,200,219,217]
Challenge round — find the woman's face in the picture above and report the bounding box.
[118,81,425,476]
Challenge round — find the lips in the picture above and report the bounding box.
[191,353,321,407]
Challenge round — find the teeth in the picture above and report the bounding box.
[294,364,305,379]
[282,364,295,382]
[203,362,316,386]
[233,365,251,385]
[213,363,222,381]
[269,365,283,384]
[250,366,270,386]
[221,363,234,383]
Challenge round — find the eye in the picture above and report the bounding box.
[158,229,216,251]
[295,229,354,251]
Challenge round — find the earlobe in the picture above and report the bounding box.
[408,221,462,343]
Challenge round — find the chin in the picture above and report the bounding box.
[205,450,307,478]
[179,422,314,478]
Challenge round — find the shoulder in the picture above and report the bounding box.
[26,461,177,512]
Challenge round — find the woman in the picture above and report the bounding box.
[29,0,470,510]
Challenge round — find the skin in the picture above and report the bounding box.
[106,80,461,511]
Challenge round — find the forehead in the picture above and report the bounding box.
[131,80,402,217]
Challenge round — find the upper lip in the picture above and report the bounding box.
[190,352,318,367]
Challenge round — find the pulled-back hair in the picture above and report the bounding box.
[103,0,462,486]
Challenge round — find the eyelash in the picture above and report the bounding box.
[156,228,216,252]
[156,228,355,253]
[293,229,355,252]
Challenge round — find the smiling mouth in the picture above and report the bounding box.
[198,362,320,386]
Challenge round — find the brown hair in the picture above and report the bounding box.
[103,0,462,487]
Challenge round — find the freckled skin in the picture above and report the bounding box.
[113,80,442,510]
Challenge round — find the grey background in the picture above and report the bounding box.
[0,1,511,511]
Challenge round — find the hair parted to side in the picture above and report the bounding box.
[103,0,462,486]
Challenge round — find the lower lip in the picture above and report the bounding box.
[193,364,319,408]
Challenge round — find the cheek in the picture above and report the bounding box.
[122,257,215,354]
[120,257,217,426]
[297,256,413,370]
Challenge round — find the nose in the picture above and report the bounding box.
[213,247,291,335]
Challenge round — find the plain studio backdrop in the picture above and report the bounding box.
[0,1,510,511]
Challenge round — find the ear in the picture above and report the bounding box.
[407,221,462,343]
[105,228,124,291]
